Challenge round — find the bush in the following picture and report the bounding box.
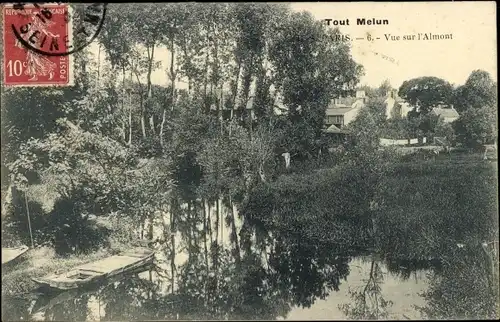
[375,160,497,261]
[1,187,111,255]
[453,106,497,149]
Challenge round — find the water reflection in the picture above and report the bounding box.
[416,243,499,320]
[1,245,497,321]
[2,198,498,321]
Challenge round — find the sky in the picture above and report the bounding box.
[92,2,497,90]
[289,1,497,88]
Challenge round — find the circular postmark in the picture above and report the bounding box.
[10,2,107,56]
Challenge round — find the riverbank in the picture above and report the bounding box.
[2,155,497,320]
[1,247,114,296]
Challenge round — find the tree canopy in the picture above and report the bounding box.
[398,76,454,115]
[453,70,498,113]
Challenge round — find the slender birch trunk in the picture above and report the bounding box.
[170,198,176,294]
[229,196,241,266]
[203,199,209,268]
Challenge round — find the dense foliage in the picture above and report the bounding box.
[1,3,497,320]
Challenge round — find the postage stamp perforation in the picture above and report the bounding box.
[3,2,106,87]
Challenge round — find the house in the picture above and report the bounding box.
[385,89,411,119]
[324,90,367,129]
[431,105,460,123]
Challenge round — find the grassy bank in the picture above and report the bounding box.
[1,215,142,296]
[376,158,498,261]
[243,156,497,260]
[1,246,113,296]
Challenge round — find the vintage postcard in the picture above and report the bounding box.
[1,2,498,321]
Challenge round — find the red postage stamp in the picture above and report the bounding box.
[2,3,73,86]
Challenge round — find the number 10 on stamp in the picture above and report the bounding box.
[3,3,73,86]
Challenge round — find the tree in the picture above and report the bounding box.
[269,13,363,159]
[453,70,497,113]
[453,105,497,149]
[398,77,454,115]
[376,79,392,98]
[346,97,387,155]
[357,85,377,98]
[434,118,456,144]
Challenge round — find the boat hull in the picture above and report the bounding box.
[32,248,155,291]
[2,245,29,265]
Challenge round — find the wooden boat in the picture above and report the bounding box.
[32,248,155,291]
[31,274,150,314]
[2,245,29,265]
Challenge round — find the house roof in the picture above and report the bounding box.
[432,107,459,119]
[329,97,357,108]
[322,124,350,134]
[324,124,343,133]
[325,107,356,116]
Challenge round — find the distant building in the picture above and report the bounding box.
[324,90,367,129]
[384,89,411,119]
[431,105,460,123]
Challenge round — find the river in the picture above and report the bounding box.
[2,208,496,321]
[2,159,498,320]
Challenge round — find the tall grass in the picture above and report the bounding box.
[1,247,112,296]
[376,160,498,261]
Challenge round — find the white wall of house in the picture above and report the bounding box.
[344,106,361,125]
[441,116,459,123]
[385,97,411,119]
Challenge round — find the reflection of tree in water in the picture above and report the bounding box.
[416,244,498,320]
[339,258,393,320]
[99,275,161,321]
[267,236,351,309]
[13,214,355,321]
[1,296,33,321]
[161,238,350,320]
[384,257,442,281]
[43,293,91,321]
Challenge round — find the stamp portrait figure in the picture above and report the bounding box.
[14,15,59,81]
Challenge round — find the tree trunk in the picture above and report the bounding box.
[181,34,192,96]
[202,25,211,106]
[229,196,241,266]
[219,84,224,135]
[140,218,144,240]
[240,53,255,119]
[159,109,167,149]
[1,183,13,219]
[146,43,155,99]
[202,198,209,269]
[132,68,146,139]
[147,212,154,241]
[170,198,176,294]
[219,198,223,251]
[232,60,242,112]
[207,203,213,245]
[128,68,133,146]
[160,37,176,149]
[215,199,220,247]
[24,191,34,248]
[143,43,156,139]
[140,102,146,138]
[96,43,101,84]
[121,64,126,142]
[193,201,199,254]
[169,37,176,111]
[149,115,155,134]
[187,201,192,264]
